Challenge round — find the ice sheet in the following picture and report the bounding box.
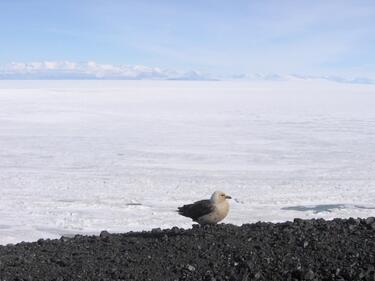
[0,80,374,244]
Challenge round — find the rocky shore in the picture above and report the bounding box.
[1,217,374,281]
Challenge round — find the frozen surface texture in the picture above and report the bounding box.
[0,80,374,244]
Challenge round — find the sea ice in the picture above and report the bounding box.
[0,80,374,244]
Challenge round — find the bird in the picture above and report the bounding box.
[177,191,232,225]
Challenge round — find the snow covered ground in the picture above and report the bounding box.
[0,80,374,245]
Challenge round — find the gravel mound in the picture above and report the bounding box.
[1,217,374,281]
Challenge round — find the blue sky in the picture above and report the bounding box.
[1,0,375,78]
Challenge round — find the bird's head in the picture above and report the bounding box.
[211,191,232,203]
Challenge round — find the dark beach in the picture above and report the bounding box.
[0,217,374,281]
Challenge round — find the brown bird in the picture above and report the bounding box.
[177,191,231,225]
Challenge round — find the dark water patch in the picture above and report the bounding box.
[126,202,142,206]
[355,205,375,210]
[0,225,11,229]
[282,204,375,214]
[282,204,347,213]
[56,199,77,203]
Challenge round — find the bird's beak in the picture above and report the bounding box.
[225,195,232,199]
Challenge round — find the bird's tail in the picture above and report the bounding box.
[177,204,192,217]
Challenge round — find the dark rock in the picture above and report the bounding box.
[151,228,162,233]
[185,264,196,272]
[365,217,374,225]
[99,230,110,238]
[60,236,72,243]
[304,269,315,280]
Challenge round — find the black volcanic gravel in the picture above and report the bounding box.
[1,218,375,281]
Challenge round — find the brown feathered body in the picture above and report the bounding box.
[177,191,231,225]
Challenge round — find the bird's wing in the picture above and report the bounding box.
[178,199,214,221]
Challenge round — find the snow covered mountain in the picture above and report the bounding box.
[0,61,374,84]
[0,61,212,80]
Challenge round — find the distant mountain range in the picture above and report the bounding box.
[0,61,374,84]
[0,61,213,80]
